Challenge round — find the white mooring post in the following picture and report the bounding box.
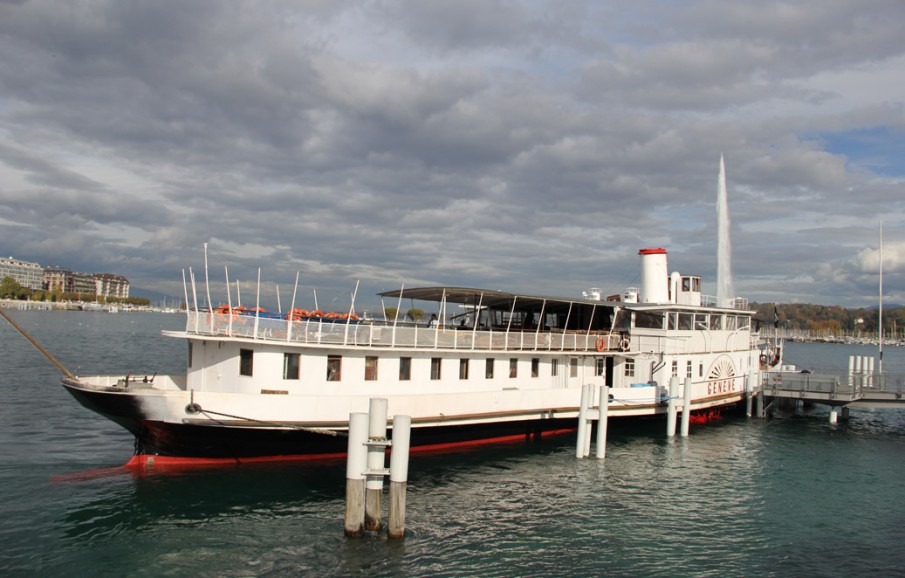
[365,398,389,532]
[595,385,609,459]
[666,376,679,436]
[745,373,754,418]
[680,377,692,437]
[344,412,369,537]
[576,383,591,458]
[388,415,412,539]
[829,407,839,424]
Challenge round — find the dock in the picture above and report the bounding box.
[759,355,905,412]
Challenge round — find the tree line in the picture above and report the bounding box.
[0,276,151,307]
[752,302,905,337]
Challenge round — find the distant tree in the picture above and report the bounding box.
[407,308,425,322]
[1,276,23,299]
[384,307,398,321]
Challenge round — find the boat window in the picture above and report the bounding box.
[459,358,469,380]
[595,358,605,377]
[699,363,704,377]
[531,358,539,378]
[400,357,411,381]
[686,360,692,379]
[365,356,378,381]
[726,316,738,330]
[327,355,342,382]
[624,358,635,377]
[709,315,723,330]
[678,313,694,330]
[187,342,193,368]
[283,353,300,380]
[667,313,677,330]
[551,359,558,376]
[737,316,749,330]
[486,358,494,379]
[509,358,518,378]
[671,360,678,377]
[570,358,578,378]
[431,358,442,380]
[612,310,631,331]
[240,349,254,377]
[635,311,664,329]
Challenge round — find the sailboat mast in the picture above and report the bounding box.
[879,221,883,374]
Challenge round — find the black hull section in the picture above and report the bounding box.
[61,381,576,460]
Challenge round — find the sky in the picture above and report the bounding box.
[1,0,904,312]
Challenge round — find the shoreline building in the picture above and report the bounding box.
[1,256,44,290]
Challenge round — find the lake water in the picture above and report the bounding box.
[2,310,905,577]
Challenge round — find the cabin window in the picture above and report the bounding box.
[667,313,677,330]
[485,358,494,379]
[187,342,193,367]
[431,358,442,380]
[671,360,678,377]
[459,358,469,380]
[678,313,694,330]
[283,353,300,380]
[595,358,605,377]
[509,358,518,378]
[624,358,635,377]
[635,311,664,329]
[327,355,342,381]
[570,358,578,378]
[686,360,692,379]
[365,356,378,381]
[726,316,738,330]
[699,363,704,377]
[400,357,412,381]
[240,348,254,376]
[531,358,539,378]
[551,359,558,376]
[710,315,723,330]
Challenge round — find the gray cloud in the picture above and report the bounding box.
[1,0,904,309]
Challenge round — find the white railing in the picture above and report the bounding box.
[185,311,625,353]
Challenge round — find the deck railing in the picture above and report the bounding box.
[762,371,905,396]
[185,311,625,353]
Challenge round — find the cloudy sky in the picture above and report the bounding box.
[2,0,904,311]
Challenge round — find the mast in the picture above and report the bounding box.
[879,221,884,374]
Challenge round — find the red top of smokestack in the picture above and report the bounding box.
[638,248,667,255]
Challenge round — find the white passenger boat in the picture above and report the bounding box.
[61,248,763,465]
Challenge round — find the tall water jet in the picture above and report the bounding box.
[716,154,735,307]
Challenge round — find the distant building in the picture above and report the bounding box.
[44,267,97,295]
[0,256,44,290]
[94,273,130,299]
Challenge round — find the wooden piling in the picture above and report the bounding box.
[343,412,368,537]
[388,415,411,539]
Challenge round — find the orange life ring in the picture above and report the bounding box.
[595,336,607,352]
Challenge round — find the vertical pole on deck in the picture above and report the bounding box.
[745,373,754,418]
[595,385,609,459]
[365,398,388,531]
[388,415,411,539]
[666,375,678,436]
[680,377,692,437]
[848,356,855,387]
[344,412,368,537]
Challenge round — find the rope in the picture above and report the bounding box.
[187,404,346,437]
[0,305,75,379]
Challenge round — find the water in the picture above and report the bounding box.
[2,311,905,577]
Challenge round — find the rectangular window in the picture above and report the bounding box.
[431,357,442,380]
[531,358,539,378]
[365,356,378,381]
[595,358,605,377]
[485,358,494,379]
[327,355,342,381]
[240,348,254,376]
[551,359,558,376]
[699,363,704,377]
[509,358,518,378]
[187,342,193,368]
[625,358,635,377]
[399,357,411,381]
[570,358,578,378]
[671,360,678,377]
[283,352,300,380]
[459,358,469,380]
[686,360,692,379]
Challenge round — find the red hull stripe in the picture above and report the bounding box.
[120,427,579,471]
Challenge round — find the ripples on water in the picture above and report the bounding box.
[2,313,905,576]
